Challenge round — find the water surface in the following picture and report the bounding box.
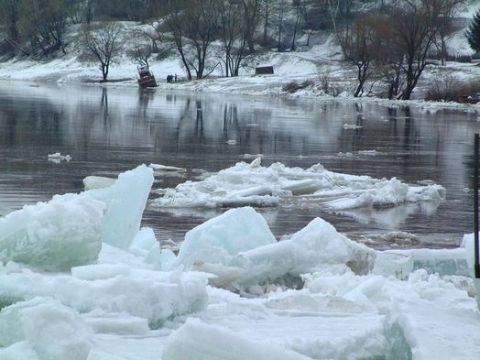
[1,82,479,248]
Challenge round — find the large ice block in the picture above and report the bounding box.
[373,251,414,280]
[182,212,375,288]
[0,297,92,360]
[389,248,469,277]
[0,194,104,271]
[0,268,209,328]
[162,319,311,360]
[232,217,375,285]
[88,165,154,249]
[175,207,276,269]
[463,234,480,309]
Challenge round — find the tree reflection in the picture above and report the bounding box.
[194,100,204,142]
[101,87,109,123]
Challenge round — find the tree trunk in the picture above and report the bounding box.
[291,15,300,51]
[263,4,269,44]
[178,48,192,80]
[102,64,108,81]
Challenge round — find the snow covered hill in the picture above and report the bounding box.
[0,1,479,101]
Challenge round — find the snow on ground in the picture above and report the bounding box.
[1,164,480,359]
[1,16,480,108]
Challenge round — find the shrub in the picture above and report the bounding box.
[282,80,314,93]
[425,76,480,102]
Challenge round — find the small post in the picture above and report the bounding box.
[474,134,480,278]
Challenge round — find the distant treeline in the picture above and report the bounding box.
[0,0,473,101]
[0,1,387,57]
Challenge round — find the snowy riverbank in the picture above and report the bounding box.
[1,10,480,109]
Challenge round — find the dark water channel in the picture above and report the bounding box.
[1,82,479,249]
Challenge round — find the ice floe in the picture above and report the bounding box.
[242,153,264,160]
[47,152,72,163]
[152,158,446,212]
[83,176,116,191]
[149,164,187,173]
[342,123,363,130]
[149,164,186,177]
[358,149,381,156]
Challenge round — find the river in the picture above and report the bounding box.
[1,82,479,249]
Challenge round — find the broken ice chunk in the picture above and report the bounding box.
[163,319,311,360]
[232,217,375,285]
[0,297,92,360]
[0,194,104,271]
[372,251,414,280]
[83,176,116,191]
[175,208,375,288]
[175,207,276,269]
[47,152,72,163]
[88,165,154,249]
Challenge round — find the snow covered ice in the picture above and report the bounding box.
[1,164,480,359]
[151,158,446,213]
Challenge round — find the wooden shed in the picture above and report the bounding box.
[255,65,274,75]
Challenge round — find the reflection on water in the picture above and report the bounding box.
[1,83,480,248]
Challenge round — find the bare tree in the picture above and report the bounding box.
[359,13,404,99]
[144,22,163,53]
[127,33,153,66]
[388,1,448,99]
[360,0,462,100]
[218,0,251,77]
[260,0,274,45]
[18,0,70,56]
[291,0,308,51]
[183,0,219,79]
[164,2,193,80]
[82,23,122,81]
[241,0,261,53]
[0,0,20,42]
[435,0,464,65]
[163,0,219,80]
[338,14,379,97]
[274,0,286,50]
